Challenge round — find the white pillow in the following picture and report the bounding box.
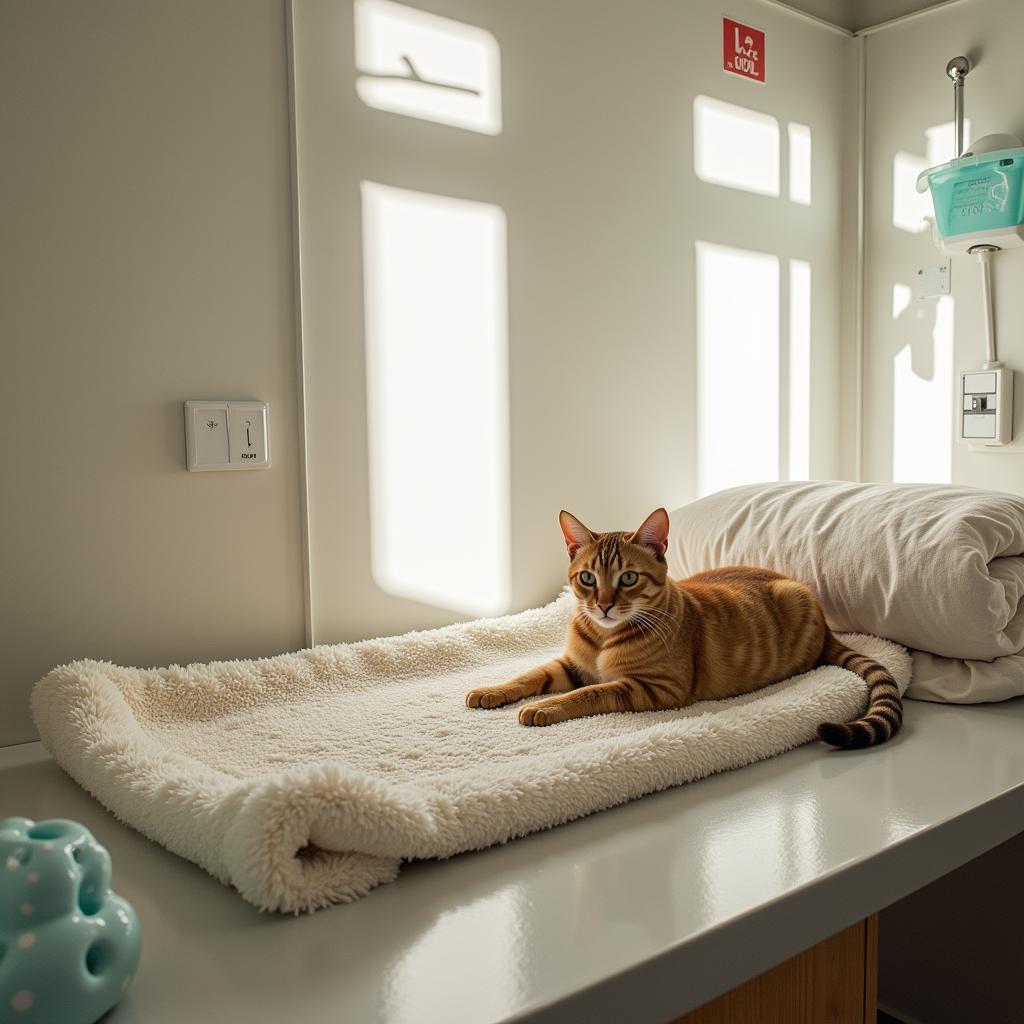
[667,481,1024,665]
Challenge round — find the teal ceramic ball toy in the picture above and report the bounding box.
[0,817,141,1023]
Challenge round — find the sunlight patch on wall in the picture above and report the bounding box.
[892,294,954,484]
[694,96,780,198]
[892,152,931,233]
[788,123,812,205]
[788,260,811,479]
[362,182,509,615]
[925,121,968,166]
[892,282,913,320]
[697,242,780,496]
[893,119,969,233]
[355,0,501,135]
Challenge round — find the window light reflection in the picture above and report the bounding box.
[788,123,811,205]
[788,259,811,479]
[697,241,780,495]
[355,0,501,135]
[694,95,780,198]
[362,181,510,615]
[892,294,954,483]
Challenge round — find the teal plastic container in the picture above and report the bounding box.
[0,817,141,1023]
[917,146,1024,241]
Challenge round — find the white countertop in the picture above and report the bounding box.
[4,698,1024,1023]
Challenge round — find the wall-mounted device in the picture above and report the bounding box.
[961,368,1013,444]
[916,57,1024,255]
[184,400,270,471]
[916,131,1024,256]
[915,57,1017,448]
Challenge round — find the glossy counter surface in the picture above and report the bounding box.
[3,698,1024,1023]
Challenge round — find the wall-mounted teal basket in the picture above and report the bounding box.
[917,141,1024,254]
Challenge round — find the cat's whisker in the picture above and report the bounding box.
[634,608,668,633]
[639,604,680,624]
[633,619,668,656]
[627,619,648,643]
[633,615,659,640]
[640,611,675,645]
[631,611,671,654]
[638,619,671,649]
[634,610,675,651]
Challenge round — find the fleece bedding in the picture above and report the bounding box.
[668,481,1024,703]
[32,593,909,913]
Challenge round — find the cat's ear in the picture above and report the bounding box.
[559,510,594,560]
[629,508,670,557]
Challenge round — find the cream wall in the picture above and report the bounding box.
[0,1,306,744]
[860,0,1024,494]
[1,0,859,744]
[295,0,849,644]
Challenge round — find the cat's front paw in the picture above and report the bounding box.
[519,703,563,726]
[466,687,513,710]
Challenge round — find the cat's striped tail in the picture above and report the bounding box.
[816,632,903,749]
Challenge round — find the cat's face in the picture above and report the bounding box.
[559,509,670,629]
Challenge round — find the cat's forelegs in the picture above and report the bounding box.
[519,676,679,726]
[466,659,578,710]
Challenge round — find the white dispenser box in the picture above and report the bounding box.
[959,369,1013,445]
[184,401,271,471]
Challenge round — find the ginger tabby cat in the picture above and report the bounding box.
[466,508,902,749]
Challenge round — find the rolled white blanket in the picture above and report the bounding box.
[668,481,1024,703]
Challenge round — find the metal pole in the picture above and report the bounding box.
[954,79,964,154]
[946,56,971,156]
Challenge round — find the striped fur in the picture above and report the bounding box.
[466,508,902,748]
[815,633,904,748]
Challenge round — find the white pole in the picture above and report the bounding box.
[976,247,999,368]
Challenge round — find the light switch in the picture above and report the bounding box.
[184,400,270,471]
[963,413,996,439]
[186,403,230,469]
[227,402,269,467]
[959,369,1014,446]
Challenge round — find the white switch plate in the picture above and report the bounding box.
[958,369,1013,446]
[916,262,951,300]
[184,401,270,471]
[185,402,230,469]
[228,403,269,466]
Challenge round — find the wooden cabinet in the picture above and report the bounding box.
[673,916,878,1024]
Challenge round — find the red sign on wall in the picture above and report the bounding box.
[723,18,765,83]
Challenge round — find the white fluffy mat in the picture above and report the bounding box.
[32,593,911,913]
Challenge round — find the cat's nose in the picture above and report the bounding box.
[597,602,613,615]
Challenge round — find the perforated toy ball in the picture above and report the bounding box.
[1,817,141,1023]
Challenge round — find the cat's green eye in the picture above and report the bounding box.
[620,571,639,586]
[579,570,596,586]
